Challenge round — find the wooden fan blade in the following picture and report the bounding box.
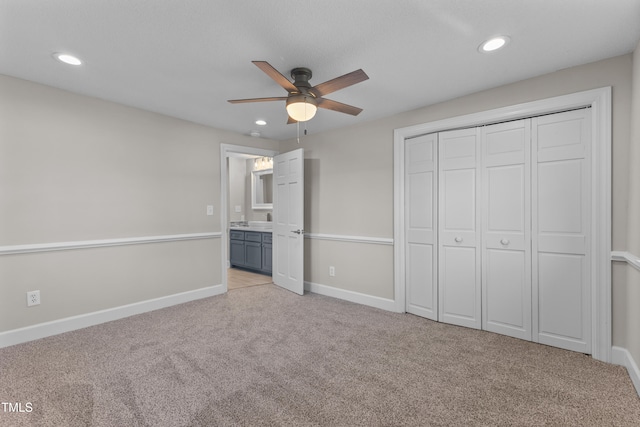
[287,116,298,125]
[317,98,363,116]
[227,97,287,104]
[310,69,369,97]
[252,61,298,93]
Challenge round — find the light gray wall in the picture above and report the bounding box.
[228,157,247,222]
[280,55,635,332]
[0,74,278,332]
[227,157,273,223]
[620,41,640,366]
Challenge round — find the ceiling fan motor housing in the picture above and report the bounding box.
[291,68,313,90]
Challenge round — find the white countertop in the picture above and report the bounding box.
[230,227,272,233]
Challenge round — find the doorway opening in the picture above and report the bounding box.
[220,144,279,292]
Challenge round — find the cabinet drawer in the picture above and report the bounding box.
[262,233,272,244]
[245,231,262,242]
[230,230,245,240]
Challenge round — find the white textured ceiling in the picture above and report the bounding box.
[2,1,639,140]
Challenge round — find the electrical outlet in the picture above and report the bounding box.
[329,266,335,277]
[27,290,40,307]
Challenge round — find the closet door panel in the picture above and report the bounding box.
[405,134,438,320]
[441,246,478,323]
[485,165,526,249]
[538,253,585,341]
[482,120,531,340]
[532,109,591,354]
[485,249,528,331]
[407,243,435,316]
[438,128,481,329]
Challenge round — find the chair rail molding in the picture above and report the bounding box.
[611,251,640,272]
[0,232,221,256]
[304,233,393,246]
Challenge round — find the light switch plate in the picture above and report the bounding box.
[235,205,242,213]
[206,205,214,216]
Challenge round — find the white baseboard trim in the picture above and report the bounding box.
[611,346,640,397]
[0,284,225,349]
[304,281,397,312]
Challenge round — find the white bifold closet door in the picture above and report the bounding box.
[405,108,591,355]
[405,134,438,320]
[532,109,591,354]
[481,120,532,341]
[438,128,482,329]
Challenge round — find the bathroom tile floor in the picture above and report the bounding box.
[227,267,272,290]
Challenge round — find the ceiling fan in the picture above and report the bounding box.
[228,61,369,123]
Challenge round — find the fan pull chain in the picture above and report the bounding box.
[295,119,308,144]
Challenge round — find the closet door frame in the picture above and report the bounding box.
[393,87,612,362]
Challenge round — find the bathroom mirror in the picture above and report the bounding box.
[252,169,273,209]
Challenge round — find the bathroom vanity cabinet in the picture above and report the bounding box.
[229,230,272,274]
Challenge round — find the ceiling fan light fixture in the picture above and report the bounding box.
[286,94,318,122]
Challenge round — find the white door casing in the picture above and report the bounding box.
[405,134,438,320]
[532,109,591,353]
[273,148,305,295]
[481,119,532,341]
[438,127,482,329]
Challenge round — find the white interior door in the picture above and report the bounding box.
[405,134,438,320]
[272,148,305,295]
[481,120,532,340]
[532,109,591,353]
[438,128,482,329]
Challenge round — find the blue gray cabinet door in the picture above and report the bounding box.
[244,241,262,270]
[262,243,272,273]
[230,239,245,267]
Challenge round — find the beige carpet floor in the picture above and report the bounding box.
[1,284,639,426]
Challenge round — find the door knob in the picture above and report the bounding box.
[291,229,305,235]
[500,239,510,245]
[454,237,463,243]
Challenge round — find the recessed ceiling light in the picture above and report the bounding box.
[255,120,267,126]
[54,53,82,65]
[479,36,510,53]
